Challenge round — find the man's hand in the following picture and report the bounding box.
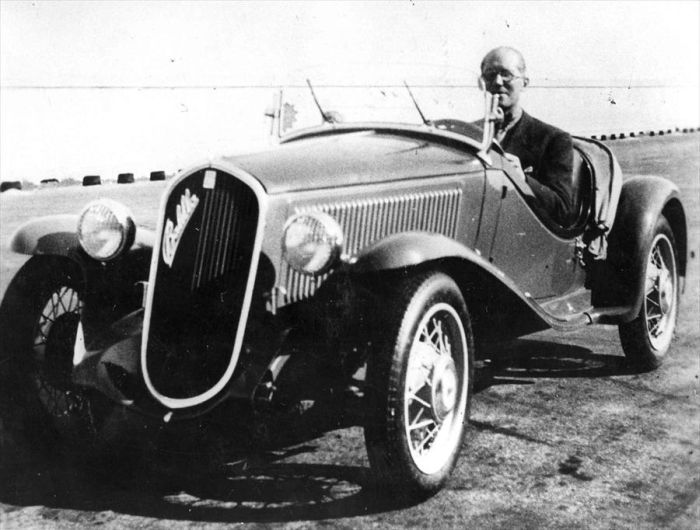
[503,152,535,198]
[494,105,504,124]
[504,152,523,173]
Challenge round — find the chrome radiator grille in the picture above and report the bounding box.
[190,178,258,290]
[283,188,462,304]
[144,168,260,402]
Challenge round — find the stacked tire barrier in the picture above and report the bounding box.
[0,181,22,193]
[591,127,699,141]
[82,175,101,186]
[117,172,135,184]
[149,170,166,181]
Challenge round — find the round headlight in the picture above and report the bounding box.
[282,212,344,275]
[78,199,135,261]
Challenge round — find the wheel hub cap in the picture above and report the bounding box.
[431,355,458,421]
[43,312,80,389]
[658,270,673,315]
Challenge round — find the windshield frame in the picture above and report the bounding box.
[265,79,498,152]
[274,88,499,159]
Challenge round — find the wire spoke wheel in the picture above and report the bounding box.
[643,236,677,350]
[405,304,467,474]
[364,272,473,498]
[0,257,109,458]
[31,285,91,426]
[619,215,679,369]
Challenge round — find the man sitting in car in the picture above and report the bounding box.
[480,46,575,227]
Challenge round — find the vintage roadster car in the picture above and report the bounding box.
[0,84,686,497]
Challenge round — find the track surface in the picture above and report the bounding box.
[1,134,698,528]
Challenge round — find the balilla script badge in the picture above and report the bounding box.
[162,188,200,267]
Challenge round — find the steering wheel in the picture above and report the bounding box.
[431,119,483,141]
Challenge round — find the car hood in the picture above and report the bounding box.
[221,130,481,194]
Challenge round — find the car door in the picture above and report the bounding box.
[481,164,581,300]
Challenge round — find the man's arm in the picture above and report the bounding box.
[524,131,574,226]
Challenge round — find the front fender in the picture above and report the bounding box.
[352,231,482,273]
[350,231,590,331]
[598,175,686,322]
[10,215,80,256]
[10,215,155,257]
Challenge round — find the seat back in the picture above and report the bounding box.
[568,146,594,232]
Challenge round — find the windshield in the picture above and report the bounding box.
[268,81,489,143]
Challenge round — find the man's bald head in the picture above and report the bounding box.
[480,46,527,77]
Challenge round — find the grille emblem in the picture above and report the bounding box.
[162,188,200,267]
[203,169,217,189]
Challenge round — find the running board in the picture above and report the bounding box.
[535,288,633,331]
[585,306,634,325]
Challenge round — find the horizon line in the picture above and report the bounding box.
[1,83,696,90]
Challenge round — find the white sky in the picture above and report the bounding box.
[1,0,698,182]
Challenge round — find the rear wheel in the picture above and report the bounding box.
[618,216,679,370]
[364,272,473,498]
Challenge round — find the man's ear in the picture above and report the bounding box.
[522,76,530,88]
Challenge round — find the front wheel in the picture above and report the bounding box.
[0,257,110,459]
[364,272,473,498]
[618,215,679,370]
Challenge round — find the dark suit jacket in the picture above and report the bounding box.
[500,111,574,226]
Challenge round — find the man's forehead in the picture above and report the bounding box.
[482,50,523,72]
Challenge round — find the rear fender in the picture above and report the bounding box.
[595,176,687,322]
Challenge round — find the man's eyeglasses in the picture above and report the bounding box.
[481,70,523,83]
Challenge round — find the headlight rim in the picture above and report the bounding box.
[77,199,136,262]
[282,211,344,276]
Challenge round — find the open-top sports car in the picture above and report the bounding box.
[0,83,686,498]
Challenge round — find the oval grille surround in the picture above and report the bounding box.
[141,167,267,409]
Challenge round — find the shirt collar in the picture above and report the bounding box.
[496,108,523,143]
[501,107,523,130]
